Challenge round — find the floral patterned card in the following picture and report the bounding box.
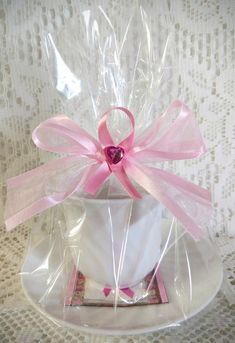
[64,267,168,307]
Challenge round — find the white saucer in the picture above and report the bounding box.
[21,234,223,336]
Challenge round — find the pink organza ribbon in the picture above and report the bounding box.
[5,100,211,239]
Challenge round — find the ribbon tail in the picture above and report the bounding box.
[113,166,141,199]
[83,159,141,199]
[124,160,212,240]
[5,156,93,231]
[83,162,111,195]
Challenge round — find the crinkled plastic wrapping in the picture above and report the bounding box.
[17,1,223,336]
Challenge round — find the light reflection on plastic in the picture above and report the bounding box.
[46,34,82,99]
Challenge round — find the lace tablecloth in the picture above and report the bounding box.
[0,0,235,342]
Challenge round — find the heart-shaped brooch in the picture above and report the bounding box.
[104,146,125,165]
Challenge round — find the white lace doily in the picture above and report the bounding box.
[0,0,234,342]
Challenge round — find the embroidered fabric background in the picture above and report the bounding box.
[0,0,234,342]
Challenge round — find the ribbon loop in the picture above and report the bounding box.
[98,107,135,150]
[133,100,206,162]
[32,115,101,156]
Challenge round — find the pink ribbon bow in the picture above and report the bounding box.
[5,100,211,239]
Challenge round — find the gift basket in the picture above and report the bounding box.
[4,1,223,335]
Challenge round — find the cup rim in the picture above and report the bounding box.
[77,192,153,204]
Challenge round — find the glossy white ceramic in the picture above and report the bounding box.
[63,195,163,287]
[21,226,223,336]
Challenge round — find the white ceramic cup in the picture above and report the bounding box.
[63,193,163,288]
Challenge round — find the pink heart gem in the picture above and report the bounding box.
[104,146,125,165]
